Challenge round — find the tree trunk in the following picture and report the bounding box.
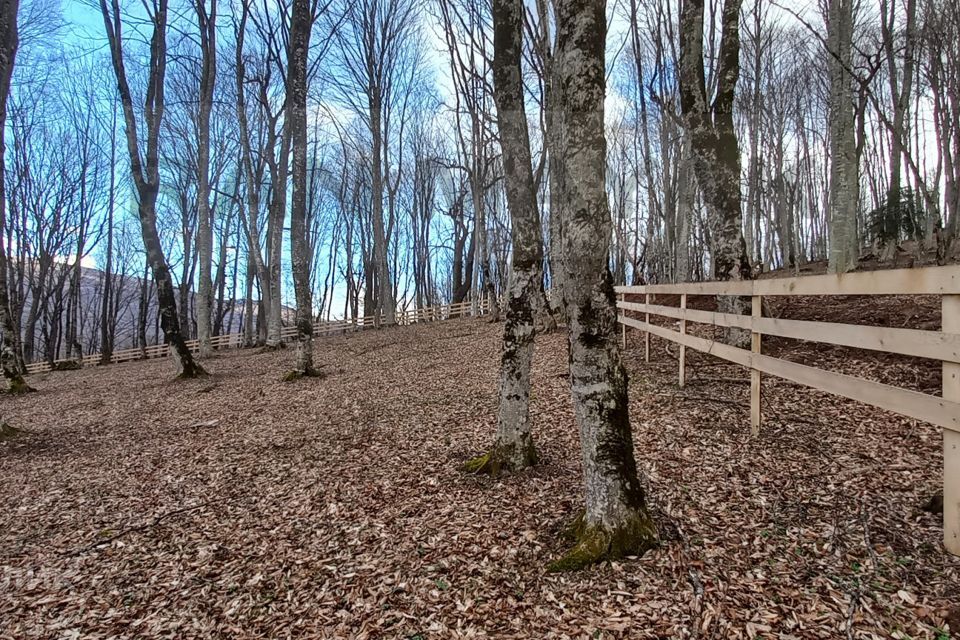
[100,101,118,365]
[234,4,272,346]
[679,0,751,344]
[99,0,205,378]
[370,100,395,326]
[286,0,317,379]
[0,0,29,392]
[463,0,540,476]
[548,0,657,572]
[267,142,287,347]
[195,0,216,358]
[827,0,859,274]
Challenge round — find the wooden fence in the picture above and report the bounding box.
[25,298,489,375]
[615,264,960,556]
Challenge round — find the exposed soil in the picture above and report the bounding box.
[1,316,957,638]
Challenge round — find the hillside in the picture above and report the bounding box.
[2,313,957,638]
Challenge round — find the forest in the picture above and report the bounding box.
[2,0,960,637]
[0,0,957,366]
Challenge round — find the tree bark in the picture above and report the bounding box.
[0,0,29,392]
[99,0,206,378]
[195,0,216,358]
[463,0,540,476]
[679,0,751,344]
[826,0,859,274]
[286,0,317,379]
[548,0,657,572]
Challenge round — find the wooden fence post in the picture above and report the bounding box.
[944,294,960,555]
[620,292,626,350]
[679,293,687,388]
[644,293,650,363]
[751,294,762,436]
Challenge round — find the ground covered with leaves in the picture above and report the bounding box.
[2,310,958,638]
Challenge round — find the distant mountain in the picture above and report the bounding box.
[13,262,260,363]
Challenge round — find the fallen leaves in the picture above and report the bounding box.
[0,311,957,638]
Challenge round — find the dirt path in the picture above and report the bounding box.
[2,318,957,638]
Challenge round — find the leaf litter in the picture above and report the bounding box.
[1,309,957,638]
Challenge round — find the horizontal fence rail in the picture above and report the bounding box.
[615,264,960,557]
[24,298,490,375]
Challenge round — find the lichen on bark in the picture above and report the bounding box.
[467,0,544,476]
[550,0,659,572]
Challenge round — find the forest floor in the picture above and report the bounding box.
[2,303,959,639]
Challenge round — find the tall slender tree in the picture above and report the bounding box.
[195,0,217,358]
[826,0,859,273]
[463,0,540,475]
[0,0,30,393]
[98,0,206,378]
[287,0,318,378]
[679,0,750,342]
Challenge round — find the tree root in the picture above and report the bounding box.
[281,367,326,382]
[51,360,82,371]
[176,363,209,380]
[548,510,658,572]
[0,422,20,441]
[7,378,36,394]
[462,441,537,476]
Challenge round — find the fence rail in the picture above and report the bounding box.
[25,298,488,375]
[615,264,960,557]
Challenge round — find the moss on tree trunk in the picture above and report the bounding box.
[548,510,658,572]
[463,438,537,476]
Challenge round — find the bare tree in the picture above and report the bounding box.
[287,0,319,378]
[463,0,540,475]
[0,0,29,392]
[98,0,206,378]
[195,0,217,357]
[435,0,500,321]
[679,0,749,280]
[548,0,657,571]
[330,0,424,325]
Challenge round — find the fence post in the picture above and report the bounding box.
[679,293,687,388]
[944,294,960,555]
[751,294,762,436]
[644,292,650,363]
[620,292,626,350]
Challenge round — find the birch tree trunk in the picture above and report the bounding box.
[195,0,216,358]
[285,0,318,379]
[0,0,30,393]
[463,0,539,475]
[827,0,859,274]
[548,0,657,571]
